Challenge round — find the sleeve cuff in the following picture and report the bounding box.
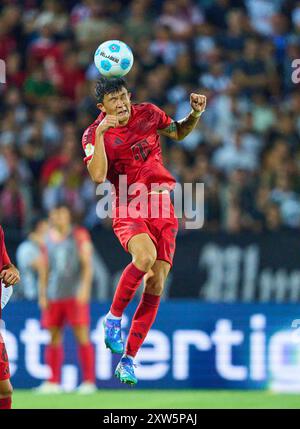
[83,155,93,165]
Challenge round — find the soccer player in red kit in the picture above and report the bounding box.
[37,205,96,394]
[0,226,20,408]
[82,77,206,385]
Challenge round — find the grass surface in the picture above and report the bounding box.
[12,389,300,409]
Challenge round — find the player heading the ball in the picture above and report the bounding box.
[82,74,206,385]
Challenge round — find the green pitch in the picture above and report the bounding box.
[12,390,300,409]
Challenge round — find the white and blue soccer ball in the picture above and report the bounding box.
[94,40,134,78]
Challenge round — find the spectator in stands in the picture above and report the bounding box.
[263,202,284,232]
[0,0,299,243]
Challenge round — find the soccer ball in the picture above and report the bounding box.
[94,40,134,78]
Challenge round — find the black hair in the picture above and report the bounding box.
[53,203,71,211]
[95,76,128,103]
[30,214,47,232]
[51,203,74,224]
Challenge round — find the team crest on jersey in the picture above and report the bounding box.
[84,143,94,157]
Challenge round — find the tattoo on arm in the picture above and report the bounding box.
[160,121,178,138]
[176,114,200,140]
[159,113,200,141]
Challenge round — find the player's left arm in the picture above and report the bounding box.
[159,93,206,141]
[76,230,93,304]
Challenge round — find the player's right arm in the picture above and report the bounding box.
[37,248,49,310]
[86,115,119,183]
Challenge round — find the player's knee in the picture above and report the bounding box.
[50,331,62,346]
[133,250,157,272]
[73,327,89,344]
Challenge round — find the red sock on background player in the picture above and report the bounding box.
[109,262,145,318]
[78,343,95,383]
[125,292,160,358]
[0,397,12,409]
[45,344,64,384]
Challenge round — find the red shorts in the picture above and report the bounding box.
[0,336,10,381]
[113,193,178,266]
[41,298,90,329]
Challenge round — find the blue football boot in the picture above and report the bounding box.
[115,356,138,386]
[103,318,124,354]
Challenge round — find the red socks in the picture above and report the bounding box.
[111,264,161,357]
[126,293,160,358]
[0,397,12,409]
[78,343,95,383]
[45,344,64,383]
[45,344,95,384]
[110,263,145,317]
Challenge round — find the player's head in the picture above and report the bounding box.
[49,204,72,230]
[95,77,131,125]
[30,215,48,236]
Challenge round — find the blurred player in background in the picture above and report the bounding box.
[36,205,96,394]
[82,77,206,385]
[0,226,20,409]
[16,216,48,301]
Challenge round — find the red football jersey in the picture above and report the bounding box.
[82,103,176,202]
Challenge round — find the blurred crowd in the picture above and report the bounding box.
[1,0,300,237]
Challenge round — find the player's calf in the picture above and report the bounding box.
[0,380,13,409]
[104,261,146,354]
[114,292,161,386]
[144,272,165,296]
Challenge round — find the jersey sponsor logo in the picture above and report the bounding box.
[84,143,94,157]
[131,139,150,161]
